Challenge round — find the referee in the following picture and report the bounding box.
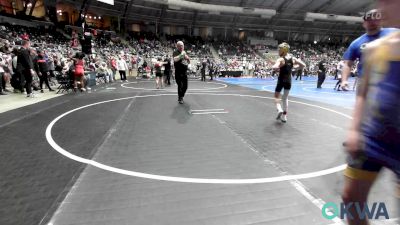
[173,41,191,104]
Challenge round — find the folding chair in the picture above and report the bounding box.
[55,72,74,94]
[137,67,146,78]
[96,73,107,84]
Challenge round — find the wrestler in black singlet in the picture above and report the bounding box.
[275,57,293,93]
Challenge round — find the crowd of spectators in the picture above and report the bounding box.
[290,43,348,75]
[0,23,146,96]
[0,21,358,96]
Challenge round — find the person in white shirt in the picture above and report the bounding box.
[12,54,18,74]
[334,60,345,91]
[248,62,254,77]
[117,56,129,82]
[0,54,6,95]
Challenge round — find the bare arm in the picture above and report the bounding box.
[345,56,369,156]
[293,57,306,68]
[173,51,185,62]
[173,55,181,62]
[341,60,354,88]
[185,54,190,64]
[351,82,367,128]
[272,58,284,71]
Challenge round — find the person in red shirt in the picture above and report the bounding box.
[20,33,29,41]
[73,52,86,92]
[110,57,117,81]
[131,55,136,76]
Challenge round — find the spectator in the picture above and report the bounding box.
[0,54,6,95]
[117,55,128,82]
[34,50,54,93]
[16,40,35,97]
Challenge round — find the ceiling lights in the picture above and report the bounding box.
[81,14,102,20]
[143,0,276,18]
[305,12,363,23]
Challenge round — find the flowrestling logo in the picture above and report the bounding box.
[322,202,389,220]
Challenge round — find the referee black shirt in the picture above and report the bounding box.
[173,49,188,75]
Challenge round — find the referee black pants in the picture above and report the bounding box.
[175,73,188,99]
[164,70,171,85]
[317,71,326,88]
